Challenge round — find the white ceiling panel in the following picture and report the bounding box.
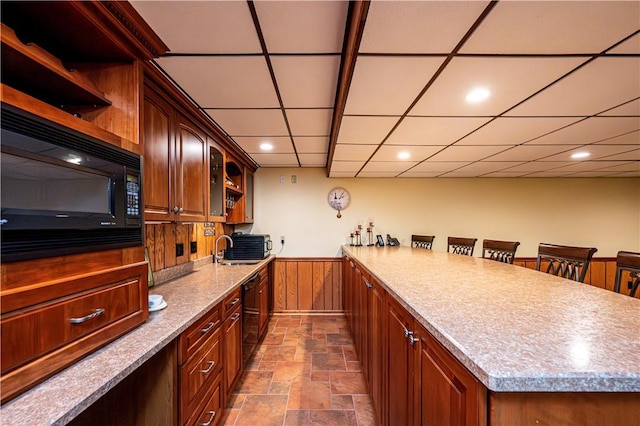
[387,117,490,145]
[361,161,418,174]
[525,117,640,145]
[542,145,640,162]
[337,116,399,144]
[360,1,490,53]
[426,145,509,162]
[501,161,574,173]
[233,136,294,154]
[550,160,637,173]
[599,98,640,116]
[506,58,640,116]
[461,1,640,54]
[130,1,260,53]
[371,145,443,162]
[457,117,579,146]
[452,162,526,175]
[525,170,582,177]
[358,171,404,178]
[249,153,299,167]
[564,171,622,177]
[333,144,378,162]
[298,153,327,167]
[331,161,366,173]
[293,136,329,154]
[401,171,450,178]
[254,1,348,53]
[272,56,340,108]
[595,149,640,161]
[409,161,472,173]
[344,56,445,115]
[595,162,640,173]
[206,109,287,136]
[329,171,357,178]
[485,145,582,162]
[609,33,640,54]
[411,57,585,116]
[286,109,332,136]
[156,57,278,108]
[593,130,640,145]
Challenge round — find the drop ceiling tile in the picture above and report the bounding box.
[439,170,495,178]
[272,56,340,107]
[233,136,294,154]
[206,109,287,136]
[542,145,640,161]
[361,161,418,174]
[593,130,640,145]
[131,1,260,53]
[298,153,327,167]
[461,1,640,54]
[506,57,640,116]
[331,161,366,173]
[254,1,348,53]
[358,171,403,178]
[294,136,329,153]
[525,170,584,177]
[599,98,640,116]
[525,116,640,145]
[595,149,640,161]
[156,57,278,108]
[453,162,525,175]
[564,171,623,177]
[250,153,299,167]
[333,144,378,162]
[360,1,490,53]
[548,160,636,173]
[400,171,447,178]
[457,117,580,146]
[485,145,580,162]
[607,32,640,54]
[411,57,584,116]
[371,145,443,162]
[613,170,640,177]
[482,171,531,178]
[410,161,472,173]
[596,162,640,173]
[426,145,509,162]
[387,117,490,145]
[286,109,332,135]
[329,171,357,178]
[344,56,445,115]
[337,116,399,144]
[501,162,573,173]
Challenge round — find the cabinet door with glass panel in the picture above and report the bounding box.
[208,139,225,222]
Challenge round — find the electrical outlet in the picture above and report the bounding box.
[280,175,285,184]
[176,243,184,257]
[280,235,285,245]
[291,175,297,183]
[190,241,197,254]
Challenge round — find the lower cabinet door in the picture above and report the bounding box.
[187,373,222,426]
[223,304,242,395]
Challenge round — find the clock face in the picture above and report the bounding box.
[327,187,350,211]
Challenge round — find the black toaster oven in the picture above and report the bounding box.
[225,234,272,260]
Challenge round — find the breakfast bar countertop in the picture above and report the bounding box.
[0,257,274,426]
[342,245,640,393]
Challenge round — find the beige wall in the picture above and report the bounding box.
[236,168,640,258]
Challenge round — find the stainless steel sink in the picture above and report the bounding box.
[219,260,261,266]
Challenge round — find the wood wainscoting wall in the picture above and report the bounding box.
[273,258,343,313]
[515,258,639,299]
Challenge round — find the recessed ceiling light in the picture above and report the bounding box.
[260,142,273,151]
[571,151,590,159]
[465,87,491,104]
[398,151,410,160]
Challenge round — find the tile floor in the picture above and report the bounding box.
[221,314,377,426]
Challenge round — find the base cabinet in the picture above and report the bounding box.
[223,289,243,397]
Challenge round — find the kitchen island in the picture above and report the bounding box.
[0,257,273,426]
[342,245,639,425]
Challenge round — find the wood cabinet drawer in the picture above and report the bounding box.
[187,373,222,426]
[1,273,143,374]
[180,326,222,422]
[179,303,221,364]
[222,287,241,318]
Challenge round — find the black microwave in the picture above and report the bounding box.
[1,104,143,262]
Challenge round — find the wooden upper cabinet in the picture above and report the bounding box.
[176,114,207,222]
[208,140,226,221]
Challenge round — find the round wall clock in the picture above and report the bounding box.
[327,187,350,218]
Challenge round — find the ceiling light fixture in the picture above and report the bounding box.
[465,87,491,104]
[571,151,590,159]
[398,151,410,160]
[260,142,273,151]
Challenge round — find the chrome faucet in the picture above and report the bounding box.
[215,235,233,263]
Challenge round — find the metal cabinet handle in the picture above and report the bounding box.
[231,312,240,321]
[365,280,373,289]
[408,336,419,345]
[178,207,184,213]
[259,290,263,294]
[404,329,418,345]
[201,322,215,335]
[230,297,240,306]
[70,308,105,324]
[173,206,179,213]
[201,411,216,426]
[200,361,215,374]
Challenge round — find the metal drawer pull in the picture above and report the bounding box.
[404,329,419,345]
[70,308,105,324]
[231,312,240,321]
[200,361,215,374]
[201,411,216,426]
[201,322,215,334]
[365,281,373,288]
[230,297,240,306]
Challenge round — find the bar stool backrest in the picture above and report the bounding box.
[412,235,435,250]
[447,237,477,256]
[614,251,640,297]
[482,239,521,264]
[535,243,597,283]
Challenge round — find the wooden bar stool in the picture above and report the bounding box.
[614,251,640,297]
[447,237,477,256]
[482,239,521,264]
[535,243,597,283]
[411,235,435,250]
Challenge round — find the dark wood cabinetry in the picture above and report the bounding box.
[223,288,243,397]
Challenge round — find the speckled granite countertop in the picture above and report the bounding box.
[0,257,273,426]
[342,245,640,393]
